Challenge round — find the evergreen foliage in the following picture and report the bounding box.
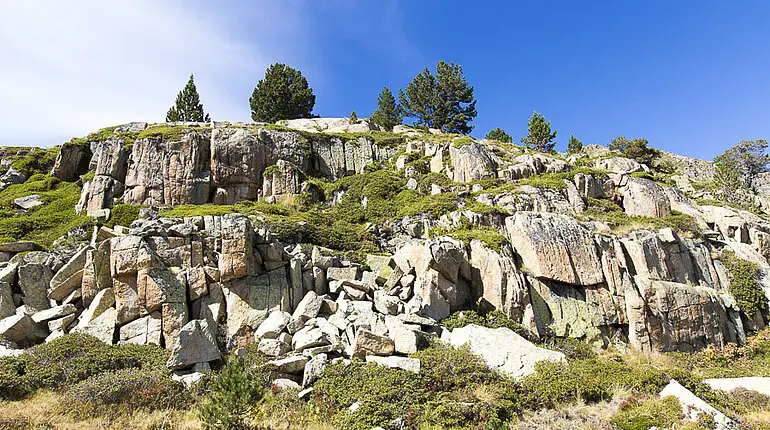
[609,136,659,165]
[249,63,315,122]
[714,139,770,209]
[369,86,403,130]
[165,75,211,122]
[199,357,263,430]
[521,111,557,152]
[485,127,512,143]
[567,134,583,154]
[349,110,358,123]
[399,61,477,134]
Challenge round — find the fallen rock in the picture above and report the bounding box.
[272,378,300,391]
[288,291,323,333]
[660,379,737,430]
[167,319,221,370]
[447,324,566,378]
[14,195,43,210]
[353,329,395,358]
[703,377,770,396]
[259,338,290,356]
[620,177,672,218]
[269,355,309,374]
[254,310,291,340]
[31,304,77,324]
[119,312,162,345]
[0,314,43,344]
[74,306,116,344]
[302,353,328,387]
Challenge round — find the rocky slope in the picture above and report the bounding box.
[0,118,769,388]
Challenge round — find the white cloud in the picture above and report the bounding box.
[0,0,306,147]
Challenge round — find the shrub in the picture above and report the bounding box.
[540,336,597,360]
[413,341,499,393]
[485,127,512,143]
[10,147,60,175]
[519,360,612,409]
[420,397,506,429]
[199,357,264,430]
[567,135,583,154]
[611,396,683,430]
[65,367,187,415]
[0,356,33,400]
[609,136,659,165]
[315,361,427,430]
[16,332,168,391]
[720,251,769,316]
[441,309,533,340]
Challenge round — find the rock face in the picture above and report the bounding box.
[447,324,566,378]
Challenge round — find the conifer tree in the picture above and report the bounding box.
[249,63,315,122]
[485,127,512,143]
[166,74,210,122]
[399,61,477,134]
[369,86,403,130]
[521,111,557,152]
[567,135,583,154]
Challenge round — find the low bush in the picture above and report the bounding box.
[199,357,264,430]
[519,360,612,409]
[611,396,683,430]
[720,250,769,317]
[64,367,187,415]
[441,309,533,340]
[0,356,33,400]
[0,332,169,398]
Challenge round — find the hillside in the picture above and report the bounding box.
[0,118,769,429]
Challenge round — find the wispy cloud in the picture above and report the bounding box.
[0,0,307,147]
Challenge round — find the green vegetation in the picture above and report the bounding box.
[611,396,683,430]
[399,60,477,134]
[105,203,141,228]
[65,368,186,416]
[9,146,60,175]
[136,124,207,142]
[581,199,701,237]
[720,250,769,316]
[348,110,357,123]
[0,333,169,401]
[517,167,610,190]
[485,127,512,143]
[521,111,557,152]
[0,174,92,248]
[567,134,583,154]
[199,357,263,430]
[369,86,404,130]
[165,74,211,122]
[249,63,315,122]
[609,136,659,165]
[713,139,770,210]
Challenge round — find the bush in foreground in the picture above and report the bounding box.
[199,357,264,430]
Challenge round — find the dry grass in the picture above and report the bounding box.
[0,390,201,430]
[510,394,626,430]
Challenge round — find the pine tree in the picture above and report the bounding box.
[198,358,263,430]
[567,135,583,154]
[485,128,512,143]
[165,74,210,122]
[249,63,315,122]
[399,61,477,134]
[521,111,557,152]
[369,86,403,130]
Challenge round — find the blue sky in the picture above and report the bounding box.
[2,1,769,160]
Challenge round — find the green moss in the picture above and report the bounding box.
[464,200,510,216]
[580,204,702,237]
[106,204,140,228]
[10,147,60,175]
[263,164,279,177]
[611,396,683,430]
[720,251,769,316]
[397,191,459,218]
[0,174,92,248]
[326,130,405,148]
[451,136,473,148]
[137,125,208,142]
[630,171,655,180]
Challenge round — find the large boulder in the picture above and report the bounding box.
[619,177,672,218]
[49,246,90,302]
[447,324,565,378]
[16,252,54,310]
[166,319,221,370]
[469,241,529,321]
[448,142,497,182]
[660,380,737,430]
[506,212,603,286]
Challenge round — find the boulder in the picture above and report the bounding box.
[75,307,116,344]
[76,288,115,329]
[272,378,300,391]
[0,281,14,319]
[506,212,603,286]
[620,177,671,218]
[469,240,529,321]
[254,310,291,340]
[292,326,327,351]
[703,377,770,396]
[447,324,566,378]
[17,252,54,310]
[48,246,90,302]
[302,353,328,387]
[31,304,76,324]
[259,338,290,356]
[660,380,737,430]
[0,314,43,344]
[167,319,221,370]
[52,142,91,181]
[119,312,162,345]
[0,242,42,253]
[162,302,189,351]
[219,214,256,281]
[595,157,644,174]
[269,355,309,374]
[288,291,323,333]
[353,329,395,358]
[448,142,497,182]
[14,195,43,210]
